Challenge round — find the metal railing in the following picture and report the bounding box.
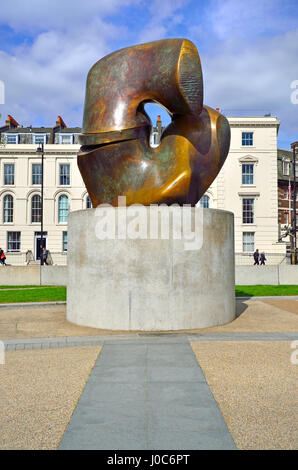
[3,251,67,266]
[2,251,289,267]
[235,252,288,266]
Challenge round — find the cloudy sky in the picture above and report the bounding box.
[0,0,297,149]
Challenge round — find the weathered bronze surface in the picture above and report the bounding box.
[78,38,230,206]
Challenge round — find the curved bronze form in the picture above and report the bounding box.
[78,38,230,206]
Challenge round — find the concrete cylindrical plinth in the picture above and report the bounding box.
[67,207,235,330]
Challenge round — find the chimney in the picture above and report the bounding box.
[5,115,19,129]
[56,115,67,128]
[156,115,162,140]
[216,108,220,113]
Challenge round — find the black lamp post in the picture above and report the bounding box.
[291,141,298,264]
[36,143,44,265]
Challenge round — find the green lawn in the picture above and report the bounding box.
[235,285,298,297]
[0,286,66,303]
[0,285,297,303]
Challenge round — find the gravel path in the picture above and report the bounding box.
[191,340,298,450]
[0,346,101,449]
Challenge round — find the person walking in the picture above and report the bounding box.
[0,248,7,266]
[260,252,266,265]
[253,249,260,265]
[41,247,49,266]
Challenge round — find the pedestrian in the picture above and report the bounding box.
[260,252,266,265]
[0,248,7,266]
[253,249,259,265]
[41,247,49,265]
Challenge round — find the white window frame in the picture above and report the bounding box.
[6,134,19,144]
[283,161,290,176]
[58,194,69,224]
[59,163,71,186]
[32,163,42,185]
[59,134,73,145]
[3,194,14,224]
[242,163,254,185]
[242,198,254,224]
[243,232,255,253]
[4,163,15,185]
[242,132,254,147]
[7,231,21,252]
[200,194,210,208]
[33,134,47,145]
[31,194,42,224]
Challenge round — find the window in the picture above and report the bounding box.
[6,134,18,144]
[58,195,69,223]
[282,188,288,200]
[7,232,21,252]
[60,134,73,144]
[4,163,14,185]
[283,161,290,176]
[243,232,255,252]
[242,132,253,146]
[242,198,254,224]
[242,164,254,185]
[31,195,41,223]
[59,164,70,185]
[200,194,210,208]
[86,195,92,209]
[283,211,290,225]
[3,194,13,223]
[34,134,46,144]
[32,164,42,185]
[62,231,68,251]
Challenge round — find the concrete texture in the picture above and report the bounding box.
[279,265,298,285]
[40,265,67,286]
[0,346,101,450]
[2,261,298,288]
[191,341,298,450]
[67,207,235,330]
[59,339,236,450]
[0,265,40,286]
[235,265,279,285]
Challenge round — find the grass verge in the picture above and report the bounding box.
[0,286,66,303]
[0,285,297,303]
[235,285,298,297]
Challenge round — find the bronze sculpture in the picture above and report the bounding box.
[78,38,230,207]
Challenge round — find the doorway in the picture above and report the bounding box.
[34,232,48,260]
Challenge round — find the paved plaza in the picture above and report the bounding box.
[0,298,297,450]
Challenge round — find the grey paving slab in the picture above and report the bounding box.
[2,331,297,352]
[59,338,236,450]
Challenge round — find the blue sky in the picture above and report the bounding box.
[0,0,297,149]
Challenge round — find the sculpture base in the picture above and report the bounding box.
[67,207,235,331]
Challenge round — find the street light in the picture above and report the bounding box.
[291,141,298,264]
[36,142,44,265]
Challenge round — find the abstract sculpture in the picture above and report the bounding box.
[78,38,230,207]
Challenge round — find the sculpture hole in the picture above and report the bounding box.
[144,103,171,148]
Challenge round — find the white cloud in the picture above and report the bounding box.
[202,28,298,145]
[0,1,139,126]
[205,0,297,39]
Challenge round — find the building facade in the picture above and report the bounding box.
[277,148,298,251]
[201,115,281,260]
[0,114,283,265]
[0,116,85,265]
